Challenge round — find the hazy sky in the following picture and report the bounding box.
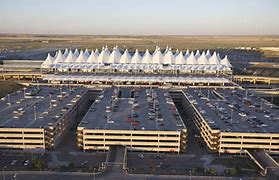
[0,0,279,35]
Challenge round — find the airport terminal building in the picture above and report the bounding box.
[39,47,233,86]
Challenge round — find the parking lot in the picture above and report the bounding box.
[0,152,50,171]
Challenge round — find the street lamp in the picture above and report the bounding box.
[2,166,6,180]
[13,173,17,180]
[23,87,26,98]
[189,170,192,180]
[33,106,37,120]
[7,94,11,106]
[93,167,96,180]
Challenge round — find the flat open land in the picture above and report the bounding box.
[1,34,279,52]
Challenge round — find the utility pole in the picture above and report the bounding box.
[34,106,37,120]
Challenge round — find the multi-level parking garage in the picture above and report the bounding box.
[77,87,187,153]
[0,86,97,151]
[178,88,279,154]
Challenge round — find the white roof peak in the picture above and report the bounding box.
[130,49,142,64]
[64,50,76,63]
[119,49,131,64]
[53,49,65,64]
[175,51,186,64]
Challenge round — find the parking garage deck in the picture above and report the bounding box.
[0,86,86,128]
[79,87,185,131]
[77,87,187,153]
[184,88,279,133]
[182,88,279,154]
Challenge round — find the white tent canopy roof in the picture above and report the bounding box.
[198,52,209,65]
[98,46,111,63]
[152,48,163,64]
[221,55,232,68]
[130,49,142,64]
[163,46,169,55]
[49,47,232,68]
[42,53,54,67]
[53,50,65,64]
[73,49,80,58]
[184,50,190,59]
[174,49,179,57]
[209,52,220,65]
[175,51,186,65]
[206,50,211,59]
[63,49,69,58]
[64,50,76,63]
[186,51,198,64]
[109,47,121,64]
[142,49,152,64]
[119,49,131,64]
[76,50,87,63]
[94,49,100,56]
[87,50,98,64]
[195,50,201,59]
[84,49,90,58]
[163,48,175,64]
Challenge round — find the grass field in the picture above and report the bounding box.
[0,81,24,98]
[1,34,279,52]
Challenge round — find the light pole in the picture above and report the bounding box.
[189,170,192,180]
[13,173,17,180]
[7,94,11,106]
[93,167,96,180]
[34,106,37,120]
[23,87,26,98]
[2,166,6,180]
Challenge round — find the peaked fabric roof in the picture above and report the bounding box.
[53,50,65,64]
[186,51,198,64]
[87,50,98,64]
[49,47,230,66]
[76,50,87,63]
[42,53,54,67]
[63,49,69,58]
[94,49,100,56]
[73,49,80,58]
[184,50,190,59]
[84,49,90,58]
[221,55,232,68]
[198,52,209,65]
[163,49,175,64]
[174,49,179,57]
[64,50,76,63]
[54,51,58,58]
[163,46,169,55]
[195,50,201,59]
[175,51,186,65]
[119,49,131,64]
[130,49,142,64]
[209,52,220,65]
[142,49,152,64]
[206,50,211,59]
[152,48,163,64]
[109,47,121,64]
[98,47,111,63]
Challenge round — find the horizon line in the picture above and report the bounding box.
[1,33,279,37]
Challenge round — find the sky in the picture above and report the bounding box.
[0,0,279,35]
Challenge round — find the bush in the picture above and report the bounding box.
[225,168,237,176]
[209,168,217,175]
